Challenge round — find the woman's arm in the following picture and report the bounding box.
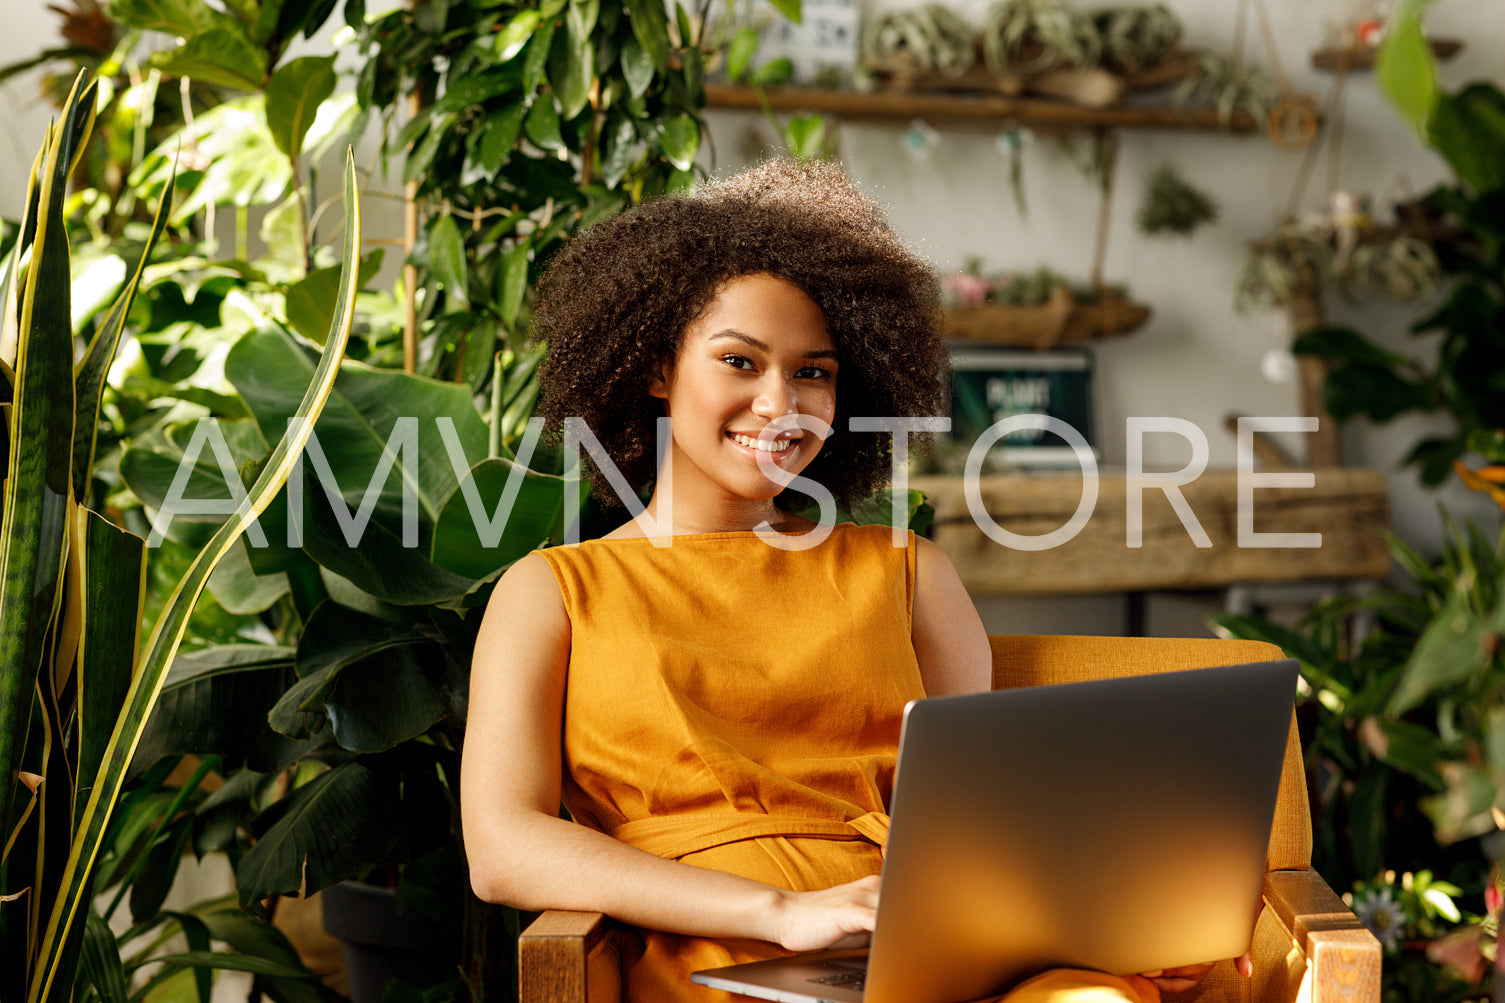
[460,552,880,951]
[911,537,992,697]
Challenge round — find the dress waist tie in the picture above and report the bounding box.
[608,811,890,861]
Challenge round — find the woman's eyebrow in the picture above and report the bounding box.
[708,330,839,359]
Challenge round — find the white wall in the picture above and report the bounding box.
[4,0,1502,636]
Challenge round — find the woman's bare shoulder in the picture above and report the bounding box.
[476,552,571,658]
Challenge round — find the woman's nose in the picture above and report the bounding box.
[751,377,797,418]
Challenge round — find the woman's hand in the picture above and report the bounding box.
[770,875,882,952]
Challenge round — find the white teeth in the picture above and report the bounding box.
[732,434,793,452]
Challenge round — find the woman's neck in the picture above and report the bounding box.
[638,489,784,536]
[606,482,817,538]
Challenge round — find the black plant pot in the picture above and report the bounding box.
[321,880,454,1003]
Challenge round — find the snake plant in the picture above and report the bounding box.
[0,70,362,1002]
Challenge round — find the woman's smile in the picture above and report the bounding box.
[728,432,795,453]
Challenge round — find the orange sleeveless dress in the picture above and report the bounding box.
[536,523,1140,1003]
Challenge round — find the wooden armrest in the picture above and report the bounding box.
[1262,869,1381,1003]
[518,909,620,1003]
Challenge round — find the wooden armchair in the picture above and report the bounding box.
[518,635,1381,1003]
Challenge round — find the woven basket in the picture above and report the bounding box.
[944,287,1151,349]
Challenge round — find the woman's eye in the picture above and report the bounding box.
[721,355,754,370]
[797,366,833,380]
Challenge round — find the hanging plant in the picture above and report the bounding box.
[1095,3,1182,76]
[980,0,1101,77]
[1236,219,1439,312]
[862,4,977,79]
[1136,164,1219,238]
[1174,51,1279,126]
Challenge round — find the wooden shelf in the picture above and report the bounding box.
[704,83,1264,133]
[1311,39,1462,72]
[913,467,1390,595]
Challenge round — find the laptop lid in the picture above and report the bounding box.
[693,658,1298,1003]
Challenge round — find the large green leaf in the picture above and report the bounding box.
[284,252,383,345]
[150,28,269,92]
[235,762,401,905]
[426,214,470,310]
[660,114,699,171]
[0,72,93,846]
[135,98,291,221]
[474,99,527,174]
[206,537,289,614]
[430,451,576,579]
[294,601,424,680]
[549,3,595,119]
[132,645,301,773]
[1323,363,1434,423]
[1291,325,1410,367]
[196,907,328,1003]
[116,416,273,546]
[1389,585,1505,714]
[268,602,436,741]
[1376,0,1437,140]
[323,647,445,752]
[497,238,530,328]
[119,447,239,526]
[524,95,564,151]
[26,151,362,1003]
[491,9,542,62]
[625,0,670,74]
[297,488,478,605]
[226,329,489,529]
[265,56,338,162]
[106,0,222,36]
[1428,84,1505,196]
[765,0,801,22]
[267,602,431,742]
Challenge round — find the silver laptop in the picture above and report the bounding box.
[692,658,1299,1003]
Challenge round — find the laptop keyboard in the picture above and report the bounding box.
[808,960,867,991]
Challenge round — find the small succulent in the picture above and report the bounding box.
[981,0,1101,76]
[862,4,977,78]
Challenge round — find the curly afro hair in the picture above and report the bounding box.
[531,159,950,509]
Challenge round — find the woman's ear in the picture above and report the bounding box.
[648,360,672,399]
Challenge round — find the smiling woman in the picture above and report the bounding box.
[459,160,1219,1003]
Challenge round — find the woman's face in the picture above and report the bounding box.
[650,272,838,504]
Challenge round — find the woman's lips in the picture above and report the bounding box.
[727,431,801,463]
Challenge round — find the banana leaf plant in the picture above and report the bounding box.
[0,70,364,1002]
[113,320,584,996]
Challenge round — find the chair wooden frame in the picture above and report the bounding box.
[517,635,1381,1002]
